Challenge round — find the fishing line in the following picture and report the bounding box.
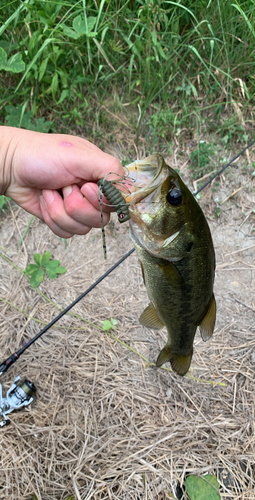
[0,139,254,375]
[98,184,107,259]
[97,170,133,259]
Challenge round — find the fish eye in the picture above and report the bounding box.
[166,187,182,206]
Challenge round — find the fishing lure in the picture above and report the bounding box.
[97,177,131,259]
[97,179,130,223]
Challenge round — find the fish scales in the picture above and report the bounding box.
[125,154,216,376]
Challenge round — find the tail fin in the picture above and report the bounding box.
[156,346,193,376]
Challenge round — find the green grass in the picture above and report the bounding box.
[0,0,254,164]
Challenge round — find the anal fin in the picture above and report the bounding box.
[156,346,192,376]
[199,293,216,342]
[139,303,165,330]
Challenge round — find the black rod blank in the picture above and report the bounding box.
[0,248,135,375]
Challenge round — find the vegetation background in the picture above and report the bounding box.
[0,1,255,500]
[1,0,254,168]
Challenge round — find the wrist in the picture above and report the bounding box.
[0,126,19,195]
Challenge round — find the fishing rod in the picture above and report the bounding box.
[0,139,254,425]
[0,248,135,377]
[0,248,135,426]
[193,137,255,195]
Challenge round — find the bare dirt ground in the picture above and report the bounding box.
[0,146,254,500]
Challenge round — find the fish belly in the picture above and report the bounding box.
[133,242,197,354]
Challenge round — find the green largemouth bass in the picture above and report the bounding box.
[125,154,216,376]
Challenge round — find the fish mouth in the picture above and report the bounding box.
[123,154,167,205]
[124,154,168,229]
[124,155,181,261]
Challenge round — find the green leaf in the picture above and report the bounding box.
[20,111,35,131]
[0,195,9,210]
[34,253,42,266]
[110,318,118,328]
[5,105,21,127]
[103,318,117,331]
[5,52,25,73]
[57,89,69,105]
[61,23,80,40]
[46,267,57,279]
[185,475,221,500]
[5,104,36,130]
[30,268,44,288]
[0,47,7,68]
[156,43,167,60]
[73,15,96,35]
[47,259,60,269]
[39,56,49,82]
[51,72,59,100]
[86,16,97,33]
[25,263,39,275]
[41,251,51,267]
[73,15,85,35]
[55,266,67,274]
[102,320,112,331]
[151,30,157,45]
[0,49,25,73]
[34,117,52,133]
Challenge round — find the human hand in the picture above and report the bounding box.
[0,127,125,238]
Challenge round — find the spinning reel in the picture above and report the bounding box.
[0,249,134,429]
[0,376,36,427]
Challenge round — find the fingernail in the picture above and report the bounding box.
[82,184,98,202]
[43,190,55,206]
[62,185,72,198]
[40,195,46,210]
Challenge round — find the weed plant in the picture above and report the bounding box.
[0,0,254,165]
[189,141,216,179]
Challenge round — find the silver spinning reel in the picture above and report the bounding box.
[0,376,36,428]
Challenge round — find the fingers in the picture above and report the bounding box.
[60,142,126,183]
[4,128,126,237]
[80,182,115,213]
[62,184,110,224]
[40,196,74,238]
[40,185,110,238]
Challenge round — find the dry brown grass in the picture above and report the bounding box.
[0,154,255,500]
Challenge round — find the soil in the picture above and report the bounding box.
[0,146,254,500]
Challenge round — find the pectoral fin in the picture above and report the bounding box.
[199,293,216,342]
[140,262,145,284]
[156,346,192,376]
[158,261,184,288]
[139,304,165,330]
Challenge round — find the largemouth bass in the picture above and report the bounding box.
[125,154,216,376]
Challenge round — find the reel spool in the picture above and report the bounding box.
[0,377,36,427]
